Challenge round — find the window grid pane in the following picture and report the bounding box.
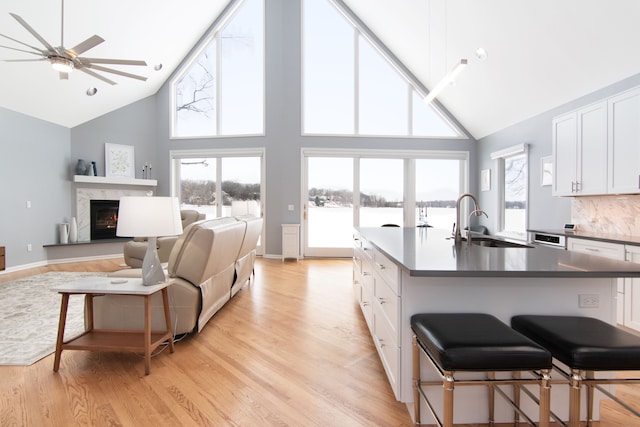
[172,0,264,138]
[503,153,527,235]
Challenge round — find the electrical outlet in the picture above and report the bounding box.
[27,244,32,252]
[579,294,599,308]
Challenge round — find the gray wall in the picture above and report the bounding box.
[476,72,640,233]
[70,95,158,180]
[0,107,70,268]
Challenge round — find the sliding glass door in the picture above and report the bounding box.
[302,150,468,258]
[305,157,354,257]
[171,149,264,254]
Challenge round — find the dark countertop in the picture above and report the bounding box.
[528,228,640,247]
[355,227,640,278]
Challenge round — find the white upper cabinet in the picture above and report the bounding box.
[608,87,640,194]
[553,101,607,196]
[553,85,640,196]
[552,112,577,196]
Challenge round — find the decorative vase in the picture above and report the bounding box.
[58,223,69,244]
[92,161,97,176]
[75,159,87,175]
[69,217,78,243]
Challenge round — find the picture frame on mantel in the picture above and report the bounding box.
[105,143,135,178]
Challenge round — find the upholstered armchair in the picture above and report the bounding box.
[122,209,204,268]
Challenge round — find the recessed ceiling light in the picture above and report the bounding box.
[86,87,97,96]
[154,64,163,71]
[475,48,488,61]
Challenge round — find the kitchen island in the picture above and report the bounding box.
[353,226,640,424]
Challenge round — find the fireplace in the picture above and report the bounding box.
[90,200,121,240]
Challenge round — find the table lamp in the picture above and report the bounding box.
[116,196,183,286]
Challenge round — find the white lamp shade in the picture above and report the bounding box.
[116,196,183,238]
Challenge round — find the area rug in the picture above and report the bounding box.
[0,271,106,366]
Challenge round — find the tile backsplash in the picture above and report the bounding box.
[572,195,640,236]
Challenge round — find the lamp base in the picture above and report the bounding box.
[141,236,166,286]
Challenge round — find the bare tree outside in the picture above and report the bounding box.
[176,53,215,117]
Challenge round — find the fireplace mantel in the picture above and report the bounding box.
[73,176,157,241]
[73,175,157,187]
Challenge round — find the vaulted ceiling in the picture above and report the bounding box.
[1,0,639,139]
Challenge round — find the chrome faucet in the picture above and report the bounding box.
[467,209,488,246]
[453,193,484,243]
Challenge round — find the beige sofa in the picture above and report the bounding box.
[122,210,205,268]
[91,215,263,335]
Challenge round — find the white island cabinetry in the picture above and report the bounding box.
[353,227,640,424]
[353,232,401,398]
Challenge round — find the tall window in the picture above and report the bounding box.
[172,0,264,138]
[302,0,463,138]
[491,144,528,239]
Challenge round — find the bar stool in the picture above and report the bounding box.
[411,313,552,427]
[512,315,640,427]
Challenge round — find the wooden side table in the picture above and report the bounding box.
[51,277,175,375]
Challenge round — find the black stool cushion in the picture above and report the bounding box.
[511,315,640,370]
[411,313,552,371]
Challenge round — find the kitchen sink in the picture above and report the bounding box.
[469,237,534,248]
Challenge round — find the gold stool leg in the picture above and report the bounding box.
[586,371,595,427]
[539,369,551,427]
[513,371,522,427]
[488,372,495,427]
[443,371,455,427]
[569,369,582,427]
[412,335,421,425]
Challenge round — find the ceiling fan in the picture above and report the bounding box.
[0,0,147,85]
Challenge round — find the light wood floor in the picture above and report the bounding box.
[0,258,413,426]
[1,258,639,426]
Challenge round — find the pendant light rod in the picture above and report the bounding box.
[424,58,467,105]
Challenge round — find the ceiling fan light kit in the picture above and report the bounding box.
[0,0,147,86]
[51,57,73,73]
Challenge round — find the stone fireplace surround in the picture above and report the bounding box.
[73,176,156,242]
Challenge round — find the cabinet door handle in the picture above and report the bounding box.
[377,297,386,305]
[377,263,386,270]
[585,247,599,252]
[571,181,576,192]
[362,271,370,276]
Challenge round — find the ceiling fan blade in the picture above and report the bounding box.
[85,64,148,81]
[78,67,117,85]
[80,57,147,66]
[0,44,44,57]
[9,13,58,54]
[67,35,104,57]
[0,33,46,55]
[3,58,46,62]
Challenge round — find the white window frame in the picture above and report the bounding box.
[169,0,265,139]
[300,0,466,139]
[491,143,529,240]
[300,148,469,257]
[169,148,266,253]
